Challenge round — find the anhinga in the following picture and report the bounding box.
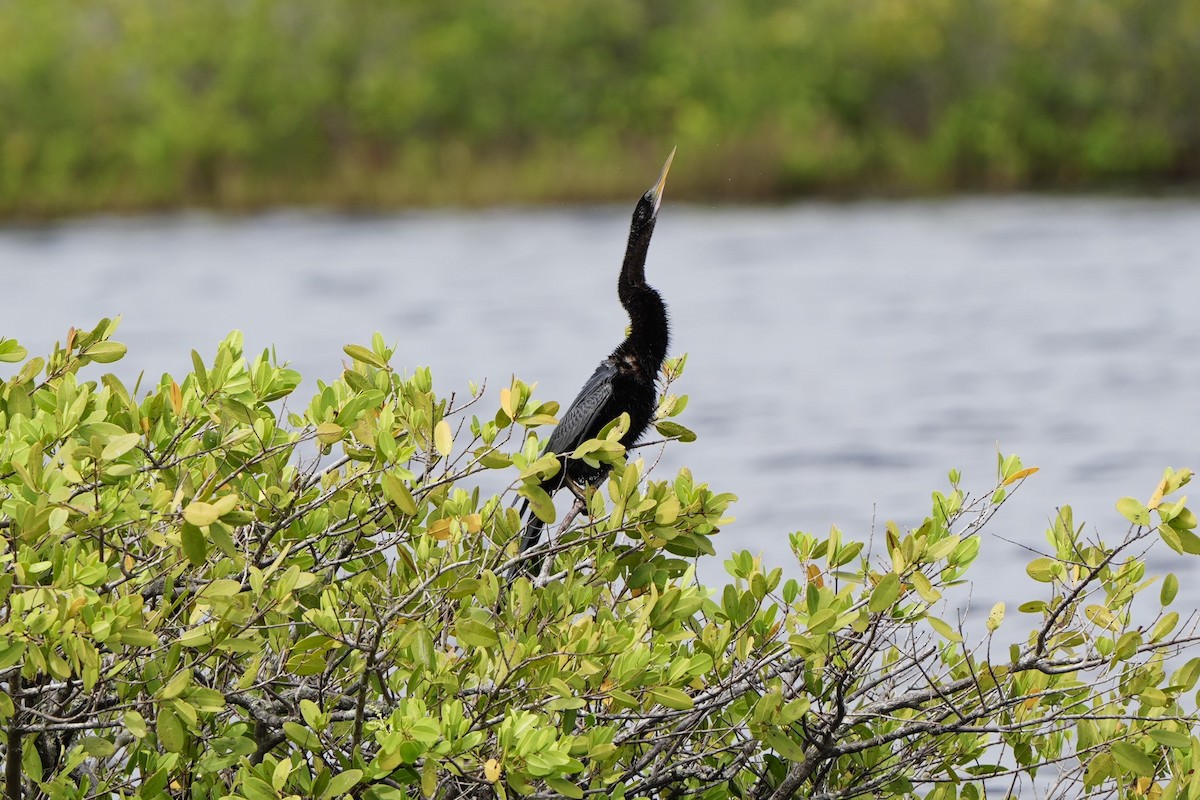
[515,148,676,572]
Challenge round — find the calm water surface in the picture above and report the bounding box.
[3,198,1199,624]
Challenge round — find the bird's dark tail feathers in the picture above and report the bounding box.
[506,498,547,578]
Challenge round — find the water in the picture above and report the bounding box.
[3,197,1199,621]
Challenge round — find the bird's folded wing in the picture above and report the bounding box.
[543,359,618,456]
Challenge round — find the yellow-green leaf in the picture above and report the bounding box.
[1110,742,1155,776]
[518,483,555,524]
[1161,573,1179,605]
[343,344,387,369]
[910,571,941,603]
[654,420,697,443]
[1085,604,1120,631]
[124,710,148,738]
[323,769,364,799]
[159,668,192,700]
[300,699,323,730]
[927,616,963,642]
[1116,497,1151,526]
[183,502,220,527]
[101,432,141,461]
[316,422,344,444]
[118,628,159,647]
[544,778,583,799]
[869,573,901,613]
[272,759,292,792]
[434,420,453,457]
[986,601,1005,632]
[381,472,418,515]
[1025,557,1057,582]
[1148,729,1191,749]
[456,618,499,649]
[156,707,186,753]
[0,339,28,363]
[647,686,694,710]
[180,523,207,565]
[84,341,127,363]
[284,721,321,750]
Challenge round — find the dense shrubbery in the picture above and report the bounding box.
[2,0,1199,216]
[2,321,1200,799]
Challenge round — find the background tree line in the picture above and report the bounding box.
[2,0,1199,218]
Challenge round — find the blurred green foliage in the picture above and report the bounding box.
[2,0,1199,216]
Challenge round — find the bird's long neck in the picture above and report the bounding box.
[617,220,669,370]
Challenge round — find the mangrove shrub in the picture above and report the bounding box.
[1,320,1199,799]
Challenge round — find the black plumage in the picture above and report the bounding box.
[515,149,676,572]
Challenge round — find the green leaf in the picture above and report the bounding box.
[48,507,68,533]
[159,668,192,700]
[806,608,837,634]
[1158,524,1184,554]
[647,686,694,710]
[518,482,556,524]
[1085,604,1119,631]
[241,776,279,800]
[190,350,210,392]
[544,778,583,799]
[1161,573,1179,605]
[927,616,963,642]
[909,571,940,602]
[764,729,808,762]
[220,397,257,425]
[322,769,363,799]
[124,710,148,738]
[334,389,385,426]
[1110,741,1156,776]
[181,523,208,565]
[456,618,499,649]
[284,721,322,750]
[1147,729,1191,749]
[22,738,42,783]
[1116,497,1151,526]
[0,641,24,670]
[1025,557,1057,582]
[654,420,697,443]
[272,759,292,792]
[156,707,186,753]
[118,629,160,647]
[869,573,901,613]
[343,344,388,369]
[84,341,128,363]
[300,699,323,730]
[0,339,28,363]
[381,473,418,515]
[316,422,344,444]
[1151,612,1179,643]
[101,432,141,461]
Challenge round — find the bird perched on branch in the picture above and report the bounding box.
[514,149,676,574]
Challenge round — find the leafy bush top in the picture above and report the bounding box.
[1,320,1198,800]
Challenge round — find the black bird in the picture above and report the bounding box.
[515,149,676,573]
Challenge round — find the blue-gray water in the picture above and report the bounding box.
[3,198,1199,619]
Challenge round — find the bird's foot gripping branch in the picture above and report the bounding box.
[2,321,1200,800]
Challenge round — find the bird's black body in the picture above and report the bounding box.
[516,150,675,569]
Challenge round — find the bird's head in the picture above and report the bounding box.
[630,147,676,235]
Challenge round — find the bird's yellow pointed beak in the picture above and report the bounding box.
[649,147,676,213]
